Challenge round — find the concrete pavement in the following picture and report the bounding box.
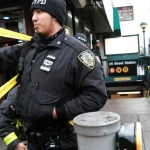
[102,97,150,150]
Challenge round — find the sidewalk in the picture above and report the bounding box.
[0,97,150,150]
[102,97,150,150]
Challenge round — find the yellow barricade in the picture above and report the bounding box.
[0,28,32,41]
[136,122,142,150]
[0,28,32,99]
[0,75,19,99]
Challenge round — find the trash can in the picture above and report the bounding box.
[73,111,120,150]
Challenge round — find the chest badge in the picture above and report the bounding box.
[40,55,56,72]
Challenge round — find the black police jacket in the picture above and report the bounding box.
[0,86,21,149]
[0,31,107,128]
[91,48,103,65]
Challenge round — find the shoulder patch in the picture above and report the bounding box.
[78,50,95,69]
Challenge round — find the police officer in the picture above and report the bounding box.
[74,33,87,46]
[0,0,107,149]
[91,39,103,65]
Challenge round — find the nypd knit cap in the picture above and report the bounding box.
[92,39,100,46]
[74,33,87,44]
[31,0,66,26]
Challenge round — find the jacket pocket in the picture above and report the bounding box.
[26,88,60,121]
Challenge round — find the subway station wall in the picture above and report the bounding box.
[113,0,150,55]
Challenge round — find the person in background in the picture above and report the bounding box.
[91,39,103,65]
[4,43,9,47]
[74,33,87,46]
[0,0,107,149]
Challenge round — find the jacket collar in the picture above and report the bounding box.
[47,30,66,49]
[31,30,66,49]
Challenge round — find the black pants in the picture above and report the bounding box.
[27,123,78,150]
[28,142,78,150]
[28,143,43,150]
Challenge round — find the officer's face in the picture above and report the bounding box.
[95,42,100,49]
[32,9,55,37]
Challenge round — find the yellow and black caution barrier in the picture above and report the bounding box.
[0,28,32,41]
[0,74,19,99]
[0,28,32,99]
[118,122,142,150]
[136,122,142,150]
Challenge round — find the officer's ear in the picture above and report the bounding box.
[54,18,57,21]
[52,17,58,22]
[53,18,61,26]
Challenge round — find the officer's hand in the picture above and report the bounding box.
[53,107,57,119]
[14,142,27,150]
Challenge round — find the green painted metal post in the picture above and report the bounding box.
[143,29,146,56]
[140,22,147,56]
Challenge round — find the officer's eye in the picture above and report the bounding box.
[36,9,44,14]
[32,9,44,15]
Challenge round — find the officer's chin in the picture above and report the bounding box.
[35,29,40,35]
[35,30,46,37]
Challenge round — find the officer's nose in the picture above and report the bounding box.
[32,14,38,22]
[32,11,38,22]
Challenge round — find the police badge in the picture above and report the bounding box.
[78,50,95,69]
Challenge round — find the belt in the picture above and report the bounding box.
[26,123,77,150]
[26,126,62,149]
